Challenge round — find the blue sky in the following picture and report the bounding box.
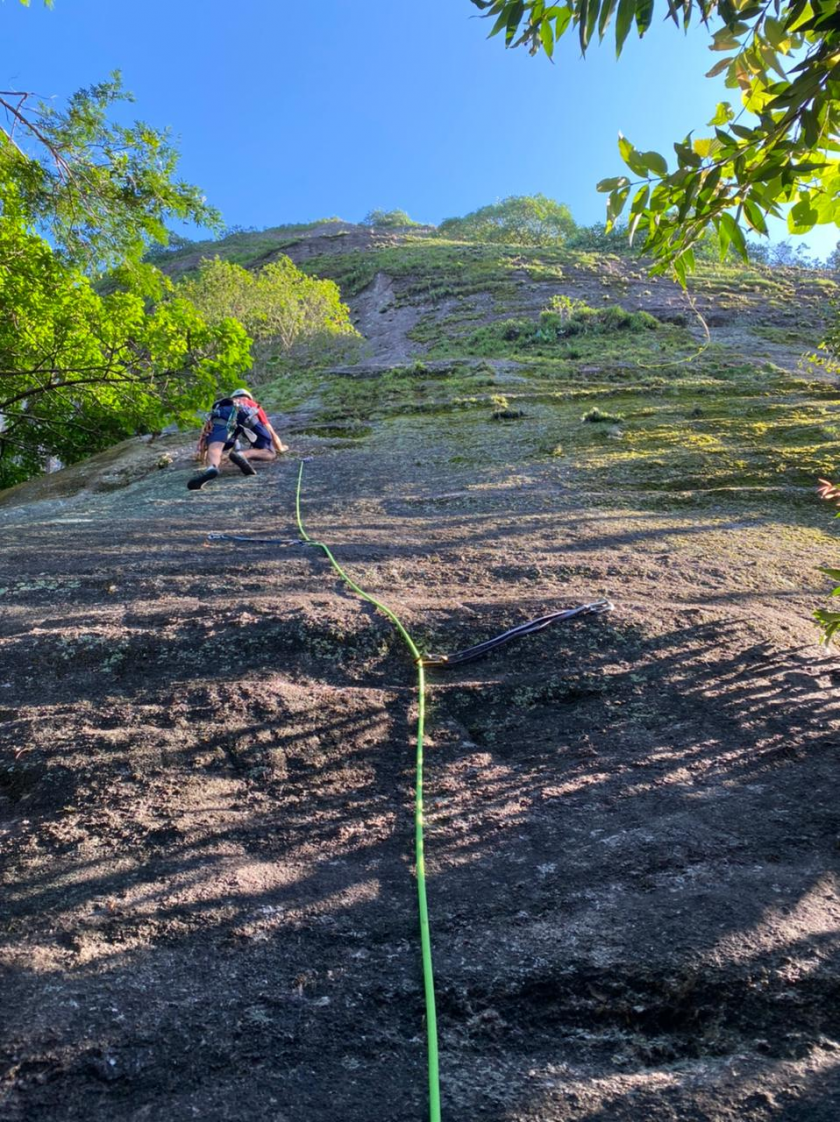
[4,0,835,258]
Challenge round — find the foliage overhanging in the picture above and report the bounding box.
[472,0,840,284]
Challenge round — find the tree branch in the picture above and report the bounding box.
[0,91,71,178]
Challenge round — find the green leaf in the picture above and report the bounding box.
[718,212,748,261]
[504,1,526,44]
[764,16,788,49]
[818,567,840,582]
[630,183,650,214]
[648,182,671,213]
[708,102,735,127]
[714,128,738,152]
[814,191,840,224]
[555,7,573,37]
[814,607,840,646]
[579,0,590,48]
[706,56,733,78]
[628,208,645,245]
[674,140,703,168]
[472,0,837,280]
[743,199,768,235]
[488,8,512,38]
[677,172,701,220]
[605,184,631,230]
[788,160,830,175]
[759,44,788,80]
[787,1,815,34]
[692,137,720,159]
[614,0,635,55]
[618,133,649,176]
[635,0,653,35]
[715,213,731,258]
[540,18,555,56]
[598,0,618,40]
[789,208,816,234]
[729,220,749,263]
[584,0,601,49]
[596,175,630,192]
[640,150,668,177]
[801,107,820,148]
[788,198,818,233]
[699,166,723,201]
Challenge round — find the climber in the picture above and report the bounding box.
[188,388,288,491]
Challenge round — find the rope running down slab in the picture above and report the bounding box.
[294,462,442,1122]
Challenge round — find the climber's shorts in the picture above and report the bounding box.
[207,422,235,447]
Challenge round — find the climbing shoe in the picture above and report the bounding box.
[187,466,220,490]
[229,450,257,476]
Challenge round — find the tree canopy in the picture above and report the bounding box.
[0,186,250,488]
[439,194,577,245]
[0,72,220,276]
[179,256,359,359]
[0,56,255,487]
[362,209,421,228]
[472,0,840,281]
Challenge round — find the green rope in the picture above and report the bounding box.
[295,462,441,1122]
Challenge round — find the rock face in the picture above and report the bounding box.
[0,433,194,511]
[346,270,425,362]
[2,226,840,1122]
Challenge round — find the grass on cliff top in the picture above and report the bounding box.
[302,233,830,304]
[154,221,832,306]
[301,236,569,300]
[150,218,347,272]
